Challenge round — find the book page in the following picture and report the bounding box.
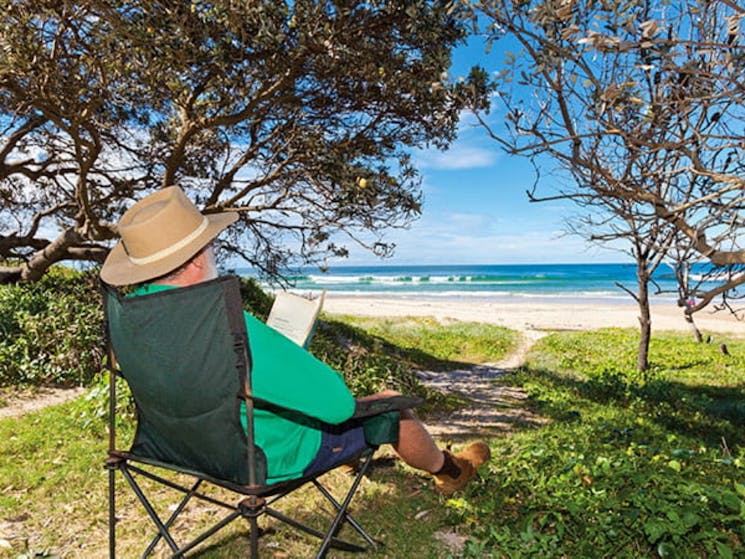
[266,291,325,347]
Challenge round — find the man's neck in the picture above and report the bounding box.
[152,277,195,288]
[152,252,217,287]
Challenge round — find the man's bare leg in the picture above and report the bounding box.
[358,390,491,495]
[395,407,445,472]
[358,390,444,472]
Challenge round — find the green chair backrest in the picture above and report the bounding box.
[104,276,259,485]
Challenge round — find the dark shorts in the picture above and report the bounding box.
[303,421,370,477]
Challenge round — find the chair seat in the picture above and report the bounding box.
[108,445,374,499]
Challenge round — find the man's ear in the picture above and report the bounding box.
[191,246,211,270]
[191,253,205,269]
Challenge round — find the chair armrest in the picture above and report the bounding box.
[352,395,425,419]
[239,393,424,421]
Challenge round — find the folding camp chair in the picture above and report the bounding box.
[102,275,421,558]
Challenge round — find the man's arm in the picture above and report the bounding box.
[244,312,355,424]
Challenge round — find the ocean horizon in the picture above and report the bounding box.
[235,262,694,305]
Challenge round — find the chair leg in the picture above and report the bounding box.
[110,456,380,558]
[315,452,378,559]
[108,466,116,559]
[143,479,202,557]
[113,461,249,558]
[250,516,259,558]
[119,466,181,554]
[237,496,265,559]
[313,480,379,547]
[263,508,366,553]
[166,509,244,559]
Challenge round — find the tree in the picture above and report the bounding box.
[468,0,745,369]
[0,0,483,283]
[545,141,682,371]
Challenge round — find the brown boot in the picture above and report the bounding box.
[433,441,491,496]
[338,458,361,476]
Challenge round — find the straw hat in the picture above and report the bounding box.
[100,186,238,286]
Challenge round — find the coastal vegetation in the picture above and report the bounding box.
[459,330,745,557]
[332,315,519,369]
[0,267,103,389]
[1,271,743,557]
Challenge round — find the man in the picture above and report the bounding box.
[100,186,489,494]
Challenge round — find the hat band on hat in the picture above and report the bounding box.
[128,216,210,266]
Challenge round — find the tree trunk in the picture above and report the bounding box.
[637,266,651,373]
[685,312,704,343]
[19,228,85,282]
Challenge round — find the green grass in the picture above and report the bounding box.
[455,328,745,558]
[0,402,110,557]
[333,315,519,369]
[529,327,745,387]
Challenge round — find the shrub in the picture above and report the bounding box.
[239,276,274,319]
[0,267,104,387]
[310,318,433,400]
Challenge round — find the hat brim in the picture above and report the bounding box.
[100,211,238,286]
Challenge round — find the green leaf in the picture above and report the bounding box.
[715,541,733,559]
[445,498,468,510]
[644,519,666,543]
[681,511,700,529]
[720,491,742,513]
[657,542,676,557]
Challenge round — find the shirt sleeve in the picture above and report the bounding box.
[244,312,355,425]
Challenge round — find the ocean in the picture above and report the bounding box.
[237,263,687,304]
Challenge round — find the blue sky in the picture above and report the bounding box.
[340,34,626,267]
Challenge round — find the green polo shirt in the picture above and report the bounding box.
[133,283,355,483]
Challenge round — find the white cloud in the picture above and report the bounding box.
[455,109,484,130]
[415,144,499,171]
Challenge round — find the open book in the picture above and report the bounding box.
[266,290,326,348]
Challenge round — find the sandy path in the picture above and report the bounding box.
[416,330,549,440]
[0,386,86,420]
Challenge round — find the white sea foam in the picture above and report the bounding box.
[267,288,675,304]
[299,274,538,285]
[249,263,682,303]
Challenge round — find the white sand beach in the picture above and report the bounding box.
[323,294,745,337]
